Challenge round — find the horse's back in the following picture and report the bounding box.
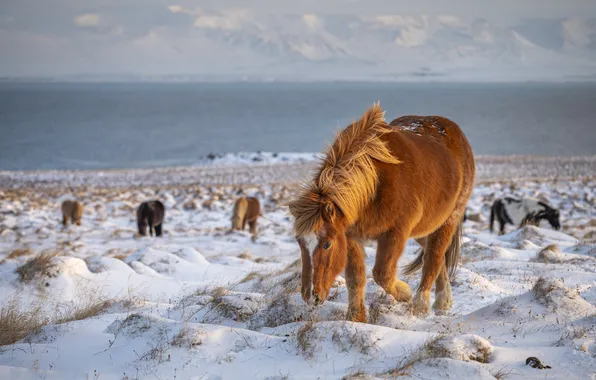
[61,200,71,214]
[62,200,82,217]
[389,116,471,154]
[137,200,164,225]
[246,197,261,221]
[149,201,165,223]
[374,115,474,237]
[389,115,474,178]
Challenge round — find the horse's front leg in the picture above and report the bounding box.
[345,238,367,323]
[373,229,412,303]
[297,237,312,304]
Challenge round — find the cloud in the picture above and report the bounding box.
[167,6,249,30]
[167,5,185,14]
[193,10,249,30]
[74,13,101,28]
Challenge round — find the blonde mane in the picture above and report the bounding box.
[289,103,401,236]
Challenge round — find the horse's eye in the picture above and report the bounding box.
[322,242,331,250]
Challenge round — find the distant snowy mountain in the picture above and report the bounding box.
[27,13,596,82]
[181,12,596,81]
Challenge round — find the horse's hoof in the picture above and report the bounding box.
[432,290,453,311]
[301,287,311,304]
[432,300,453,312]
[411,292,431,316]
[393,280,413,302]
[346,306,366,323]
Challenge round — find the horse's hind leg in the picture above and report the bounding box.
[499,221,506,235]
[248,219,257,236]
[373,229,412,302]
[433,264,452,312]
[412,221,457,316]
[413,237,451,311]
[345,238,367,323]
[155,223,163,237]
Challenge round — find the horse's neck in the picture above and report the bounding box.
[522,198,541,212]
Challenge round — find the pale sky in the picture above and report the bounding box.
[1,0,595,77]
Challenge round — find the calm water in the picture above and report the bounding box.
[1,82,595,171]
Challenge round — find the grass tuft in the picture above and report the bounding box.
[16,251,58,283]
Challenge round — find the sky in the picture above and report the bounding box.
[0,0,595,77]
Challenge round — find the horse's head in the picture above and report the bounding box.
[291,199,348,306]
[542,208,561,230]
[534,202,561,231]
[137,217,148,236]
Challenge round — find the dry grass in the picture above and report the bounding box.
[490,365,514,379]
[238,271,261,284]
[5,247,34,260]
[0,297,49,346]
[0,295,116,346]
[296,319,319,359]
[171,325,205,349]
[379,335,449,377]
[541,243,560,254]
[237,252,253,260]
[16,251,58,283]
[552,325,591,347]
[56,300,114,324]
[331,326,381,356]
[341,369,370,380]
[113,253,131,261]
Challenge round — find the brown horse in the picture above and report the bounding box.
[288,103,475,321]
[61,200,83,226]
[231,197,261,235]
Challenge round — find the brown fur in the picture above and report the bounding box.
[289,103,475,321]
[231,197,261,235]
[61,200,83,226]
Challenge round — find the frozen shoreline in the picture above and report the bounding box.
[1,154,595,190]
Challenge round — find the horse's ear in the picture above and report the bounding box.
[322,201,335,221]
[325,202,334,216]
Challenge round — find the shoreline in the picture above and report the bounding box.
[1,154,594,190]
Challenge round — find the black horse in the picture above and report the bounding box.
[136,200,165,237]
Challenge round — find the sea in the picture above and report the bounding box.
[1,82,595,171]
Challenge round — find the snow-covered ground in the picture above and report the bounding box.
[1,154,595,189]
[0,169,594,379]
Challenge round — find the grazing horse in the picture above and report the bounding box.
[288,103,475,320]
[231,197,261,235]
[489,197,560,235]
[61,200,83,226]
[136,200,165,237]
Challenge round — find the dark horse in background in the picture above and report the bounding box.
[136,200,165,237]
[490,196,560,235]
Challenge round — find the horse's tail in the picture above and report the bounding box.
[402,246,424,278]
[489,201,497,233]
[402,220,463,281]
[445,220,462,280]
